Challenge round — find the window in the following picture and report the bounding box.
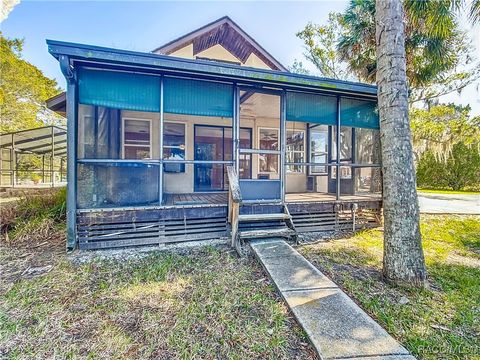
[309,126,328,174]
[163,122,186,173]
[286,130,305,173]
[122,118,151,159]
[258,128,279,173]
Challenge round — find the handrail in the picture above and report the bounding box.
[226,166,241,252]
[226,166,242,204]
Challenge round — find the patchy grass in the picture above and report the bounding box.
[0,189,315,360]
[0,248,314,359]
[417,188,480,195]
[299,215,480,360]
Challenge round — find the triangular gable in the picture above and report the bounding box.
[152,16,287,71]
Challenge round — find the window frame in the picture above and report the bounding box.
[121,117,152,160]
[286,129,306,174]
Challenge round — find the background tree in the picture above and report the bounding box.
[0,33,62,133]
[416,144,480,190]
[410,104,480,161]
[376,0,427,287]
[411,104,480,190]
[288,59,311,75]
[296,0,480,104]
[296,13,353,80]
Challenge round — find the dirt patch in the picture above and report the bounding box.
[0,229,65,293]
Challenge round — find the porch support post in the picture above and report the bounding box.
[234,85,240,175]
[11,134,15,188]
[280,90,286,203]
[336,96,341,201]
[0,135,2,187]
[51,126,55,187]
[60,54,77,251]
[159,76,164,205]
[42,154,45,183]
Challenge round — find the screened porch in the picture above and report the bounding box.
[74,67,381,211]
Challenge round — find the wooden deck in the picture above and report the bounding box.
[285,192,382,203]
[162,192,381,206]
[163,192,228,206]
[78,192,382,250]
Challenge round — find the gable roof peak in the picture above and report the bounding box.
[152,16,287,71]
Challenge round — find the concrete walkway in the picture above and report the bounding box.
[250,239,416,360]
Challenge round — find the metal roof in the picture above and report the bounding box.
[46,40,378,99]
[0,125,67,157]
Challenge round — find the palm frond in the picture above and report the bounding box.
[470,0,480,24]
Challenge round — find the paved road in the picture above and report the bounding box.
[418,192,480,215]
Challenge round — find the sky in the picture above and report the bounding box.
[2,0,480,115]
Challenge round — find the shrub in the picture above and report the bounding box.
[0,187,66,245]
[416,143,480,191]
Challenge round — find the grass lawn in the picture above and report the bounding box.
[0,244,315,359]
[299,215,480,360]
[0,190,315,359]
[417,188,480,195]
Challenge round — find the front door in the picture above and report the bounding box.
[328,126,355,195]
[238,89,283,201]
[194,125,252,191]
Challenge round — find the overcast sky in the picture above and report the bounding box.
[2,0,479,115]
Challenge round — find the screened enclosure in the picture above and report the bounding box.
[284,92,381,202]
[0,126,67,188]
[72,66,381,210]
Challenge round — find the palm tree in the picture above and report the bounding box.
[339,0,464,89]
[375,0,427,287]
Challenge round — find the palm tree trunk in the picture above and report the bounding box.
[375,0,427,287]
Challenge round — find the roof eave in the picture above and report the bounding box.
[46,40,377,98]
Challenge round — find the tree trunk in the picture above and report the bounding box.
[375,0,427,287]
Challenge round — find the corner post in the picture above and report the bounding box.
[60,55,77,251]
[234,86,240,176]
[336,96,341,201]
[159,76,164,206]
[280,90,286,203]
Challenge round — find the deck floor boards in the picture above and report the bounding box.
[162,192,381,206]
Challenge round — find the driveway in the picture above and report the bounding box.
[418,192,480,215]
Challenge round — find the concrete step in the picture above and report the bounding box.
[239,227,295,239]
[238,213,291,222]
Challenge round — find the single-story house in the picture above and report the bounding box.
[47,16,382,251]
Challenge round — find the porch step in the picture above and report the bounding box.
[242,199,283,205]
[238,213,291,222]
[239,227,296,240]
